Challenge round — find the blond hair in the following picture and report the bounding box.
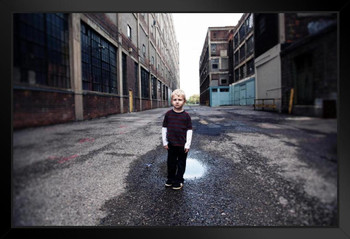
[171,89,186,101]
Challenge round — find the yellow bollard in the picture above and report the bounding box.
[288,88,294,114]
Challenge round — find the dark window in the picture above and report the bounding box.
[141,67,149,98]
[152,76,157,99]
[239,23,246,42]
[142,44,146,56]
[246,14,254,33]
[134,62,139,97]
[239,44,246,61]
[122,53,128,95]
[157,80,162,99]
[220,88,229,92]
[234,34,239,48]
[246,36,254,55]
[247,59,255,76]
[212,88,217,92]
[234,51,239,66]
[258,17,266,35]
[127,25,132,39]
[211,44,217,55]
[211,58,219,71]
[13,13,70,88]
[163,85,168,100]
[81,22,117,93]
[234,69,239,82]
[166,86,168,100]
[221,79,227,84]
[239,66,245,79]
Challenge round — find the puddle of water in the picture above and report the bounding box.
[184,158,207,180]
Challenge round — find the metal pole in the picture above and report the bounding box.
[288,88,294,114]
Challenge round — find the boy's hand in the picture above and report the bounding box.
[164,145,169,150]
[184,148,189,153]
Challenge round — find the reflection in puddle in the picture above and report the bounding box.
[184,158,207,180]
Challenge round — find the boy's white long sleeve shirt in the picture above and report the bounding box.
[162,127,193,149]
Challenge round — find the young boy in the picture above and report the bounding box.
[162,89,193,190]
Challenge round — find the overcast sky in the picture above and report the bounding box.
[172,13,243,98]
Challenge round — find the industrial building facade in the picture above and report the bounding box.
[199,26,234,106]
[254,13,337,117]
[199,14,255,107]
[199,13,337,118]
[13,13,180,129]
[230,13,255,106]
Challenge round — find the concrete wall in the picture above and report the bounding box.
[254,44,282,111]
[119,13,137,46]
[139,26,149,66]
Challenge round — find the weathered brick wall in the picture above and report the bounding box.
[162,100,169,108]
[152,100,159,108]
[210,29,230,41]
[83,93,121,119]
[135,97,141,112]
[211,43,229,57]
[284,13,336,44]
[85,13,118,41]
[142,99,152,110]
[122,97,129,113]
[281,25,337,117]
[13,89,75,128]
[126,56,137,94]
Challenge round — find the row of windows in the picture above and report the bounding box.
[128,15,175,80]
[234,36,254,66]
[14,13,170,100]
[234,59,254,82]
[210,58,229,72]
[212,88,229,92]
[83,22,171,99]
[233,14,254,48]
[81,22,118,94]
[13,13,70,88]
[141,68,168,100]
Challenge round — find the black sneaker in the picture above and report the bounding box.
[165,180,173,187]
[172,183,183,190]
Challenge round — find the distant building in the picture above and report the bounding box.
[230,13,255,106]
[199,26,234,106]
[13,13,180,129]
[199,14,256,107]
[254,13,337,117]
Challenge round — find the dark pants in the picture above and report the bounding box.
[167,144,188,184]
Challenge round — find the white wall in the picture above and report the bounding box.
[254,44,282,111]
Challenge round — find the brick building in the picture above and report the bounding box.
[254,13,337,116]
[13,13,179,129]
[199,14,255,107]
[230,13,255,106]
[199,26,234,106]
[280,14,337,117]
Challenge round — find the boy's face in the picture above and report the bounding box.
[172,95,185,111]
